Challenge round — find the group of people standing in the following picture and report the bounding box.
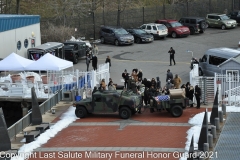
[165,69,202,109]
[86,44,111,72]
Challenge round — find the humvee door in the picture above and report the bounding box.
[92,94,112,113]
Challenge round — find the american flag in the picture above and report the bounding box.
[155,95,170,101]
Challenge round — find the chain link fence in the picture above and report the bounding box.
[41,0,238,41]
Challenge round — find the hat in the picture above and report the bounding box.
[124,69,127,72]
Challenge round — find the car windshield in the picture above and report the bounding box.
[220,15,230,20]
[157,25,166,30]
[170,22,182,27]
[134,29,146,34]
[114,29,128,34]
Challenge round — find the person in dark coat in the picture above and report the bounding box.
[194,85,201,109]
[151,78,157,89]
[92,55,98,71]
[189,86,194,107]
[86,54,91,71]
[137,69,143,81]
[156,77,161,90]
[166,69,173,82]
[185,82,190,98]
[144,87,149,106]
[122,69,129,89]
[105,56,111,70]
[168,47,176,66]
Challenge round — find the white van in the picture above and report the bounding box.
[199,48,240,76]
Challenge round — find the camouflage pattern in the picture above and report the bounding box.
[75,90,142,114]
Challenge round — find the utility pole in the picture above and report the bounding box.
[117,0,120,26]
[102,0,105,25]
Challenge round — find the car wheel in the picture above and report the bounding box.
[171,32,177,38]
[190,28,195,35]
[119,107,131,119]
[221,25,226,30]
[199,68,203,76]
[115,40,119,46]
[170,105,183,117]
[73,54,78,64]
[136,38,141,44]
[205,23,209,28]
[200,21,206,29]
[75,106,87,118]
[100,37,105,44]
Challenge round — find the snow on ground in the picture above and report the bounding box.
[180,105,240,160]
[11,106,78,160]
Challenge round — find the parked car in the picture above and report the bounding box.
[206,13,237,29]
[155,19,190,38]
[99,26,134,46]
[64,41,87,64]
[198,48,240,76]
[126,28,154,43]
[139,23,168,39]
[228,11,240,23]
[179,17,206,34]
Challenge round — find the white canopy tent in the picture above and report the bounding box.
[25,53,73,71]
[0,52,34,70]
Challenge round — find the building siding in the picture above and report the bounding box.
[0,15,40,32]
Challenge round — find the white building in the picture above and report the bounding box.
[0,14,41,59]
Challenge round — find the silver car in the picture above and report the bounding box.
[206,13,237,30]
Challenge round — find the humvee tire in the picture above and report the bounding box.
[170,105,183,117]
[119,107,131,119]
[75,106,87,118]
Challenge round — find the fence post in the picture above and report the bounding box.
[203,76,207,105]
[228,73,231,105]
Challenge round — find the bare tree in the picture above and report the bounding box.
[16,0,20,14]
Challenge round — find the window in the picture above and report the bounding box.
[209,55,227,65]
[201,55,207,62]
[146,25,151,30]
[190,19,196,24]
[179,19,184,23]
[152,26,157,30]
[226,70,239,82]
[94,96,102,102]
[185,19,190,23]
[165,23,171,28]
[17,41,21,50]
[24,39,28,48]
[141,25,146,29]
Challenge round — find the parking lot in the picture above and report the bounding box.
[73,27,240,85]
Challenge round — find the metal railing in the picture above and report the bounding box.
[224,86,240,106]
[7,89,63,139]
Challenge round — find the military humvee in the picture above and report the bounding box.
[73,89,142,119]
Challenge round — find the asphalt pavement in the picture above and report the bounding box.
[71,27,240,87]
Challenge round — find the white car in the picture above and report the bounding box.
[140,23,168,39]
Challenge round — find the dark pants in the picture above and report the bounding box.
[124,81,128,89]
[189,97,193,107]
[93,65,97,71]
[170,56,175,65]
[86,63,89,71]
[196,96,200,108]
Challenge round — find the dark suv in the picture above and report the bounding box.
[99,26,134,46]
[179,17,206,35]
[228,11,240,23]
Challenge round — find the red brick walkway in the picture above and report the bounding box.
[27,107,208,160]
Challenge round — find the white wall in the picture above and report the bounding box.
[0,23,41,58]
